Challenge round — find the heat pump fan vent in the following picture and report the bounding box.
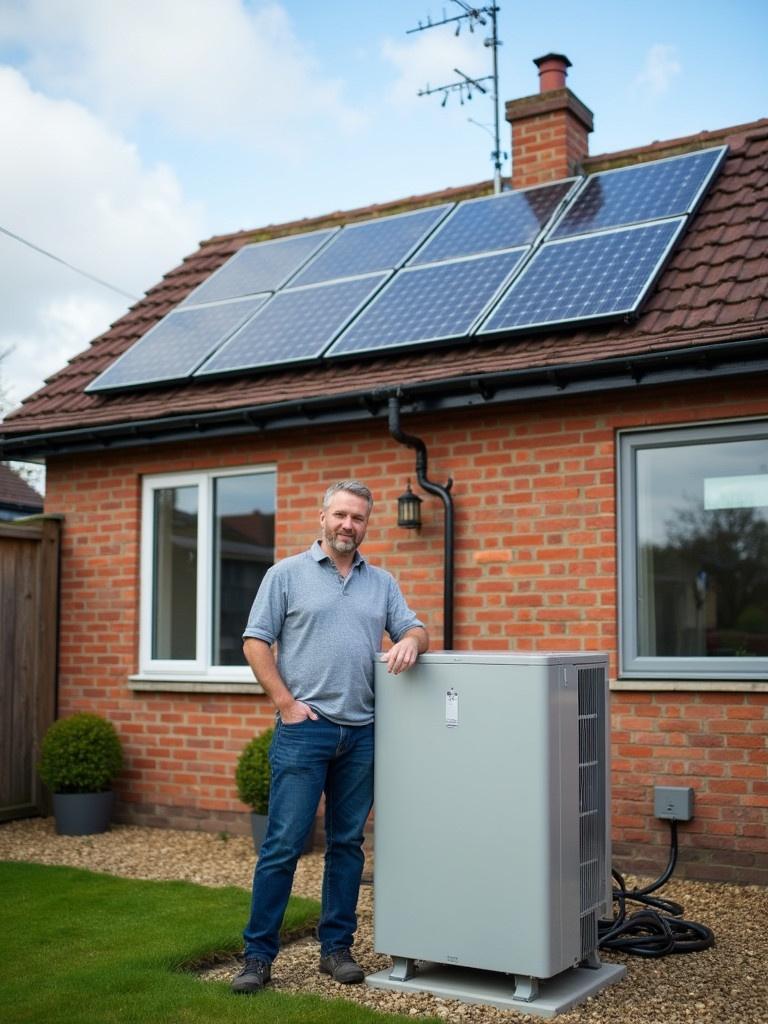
[577,666,608,961]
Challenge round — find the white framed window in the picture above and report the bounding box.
[139,466,276,680]
[618,420,768,680]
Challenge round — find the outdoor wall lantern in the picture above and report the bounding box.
[397,480,423,530]
[388,395,454,648]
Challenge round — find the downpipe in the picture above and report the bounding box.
[387,395,454,650]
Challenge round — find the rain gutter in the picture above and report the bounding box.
[1,335,767,460]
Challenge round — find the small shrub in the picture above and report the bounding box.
[38,713,123,794]
[235,727,274,815]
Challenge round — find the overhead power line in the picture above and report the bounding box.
[0,224,139,301]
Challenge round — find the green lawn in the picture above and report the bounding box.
[0,861,436,1024]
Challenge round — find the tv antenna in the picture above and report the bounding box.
[408,3,504,193]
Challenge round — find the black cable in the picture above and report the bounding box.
[598,819,716,957]
[0,225,139,301]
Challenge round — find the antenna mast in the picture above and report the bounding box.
[408,3,504,193]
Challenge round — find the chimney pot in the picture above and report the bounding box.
[534,53,572,93]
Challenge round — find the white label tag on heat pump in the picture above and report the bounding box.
[445,688,459,727]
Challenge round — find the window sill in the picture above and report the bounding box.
[130,677,767,695]
[611,678,768,693]
[128,674,264,695]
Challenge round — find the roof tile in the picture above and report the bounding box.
[0,464,43,507]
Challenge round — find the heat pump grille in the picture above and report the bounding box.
[577,665,608,961]
[580,910,598,960]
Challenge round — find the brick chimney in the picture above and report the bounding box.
[505,53,594,189]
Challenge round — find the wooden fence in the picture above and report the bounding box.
[0,516,60,822]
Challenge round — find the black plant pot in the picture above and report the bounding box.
[52,791,114,836]
[250,812,316,856]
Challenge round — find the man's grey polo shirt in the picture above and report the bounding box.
[243,541,424,725]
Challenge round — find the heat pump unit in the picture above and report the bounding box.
[367,652,625,1017]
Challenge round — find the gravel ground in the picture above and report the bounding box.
[1,818,766,1024]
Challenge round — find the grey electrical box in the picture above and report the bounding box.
[654,785,694,821]
[367,652,626,1015]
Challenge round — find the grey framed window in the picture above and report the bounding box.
[619,420,768,679]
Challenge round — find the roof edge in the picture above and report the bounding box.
[585,117,768,171]
[3,336,767,460]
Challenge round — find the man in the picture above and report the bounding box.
[232,480,428,994]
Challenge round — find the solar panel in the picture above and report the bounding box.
[180,228,337,306]
[478,219,685,335]
[196,273,389,376]
[551,147,726,239]
[289,204,452,288]
[410,180,576,265]
[326,249,526,358]
[87,295,269,392]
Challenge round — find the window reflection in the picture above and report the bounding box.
[213,473,275,666]
[152,486,198,659]
[636,439,768,658]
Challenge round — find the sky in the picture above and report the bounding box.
[0,0,766,421]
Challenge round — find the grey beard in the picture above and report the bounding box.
[328,533,356,553]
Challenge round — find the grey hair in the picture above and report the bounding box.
[322,480,374,514]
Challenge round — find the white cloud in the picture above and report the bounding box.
[382,28,490,106]
[1,0,364,145]
[0,66,203,407]
[0,2,374,413]
[2,293,121,409]
[635,44,682,97]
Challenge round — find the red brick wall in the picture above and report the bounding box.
[612,692,767,884]
[44,376,768,881]
[510,110,584,188]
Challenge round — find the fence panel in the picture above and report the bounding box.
[0,516,60,821]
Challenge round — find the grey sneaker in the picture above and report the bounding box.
[231,957,272,994]
[319,947,365,984]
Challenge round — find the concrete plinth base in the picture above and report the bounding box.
[366,961,626,1018]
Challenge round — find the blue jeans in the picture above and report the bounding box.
[243,716,374,963]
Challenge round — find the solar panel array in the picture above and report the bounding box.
[88,145,727,392]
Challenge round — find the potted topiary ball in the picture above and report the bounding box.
[235,727,315,855]
[38,712,123,836]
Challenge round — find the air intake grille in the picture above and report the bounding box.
[577,665,607,961]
